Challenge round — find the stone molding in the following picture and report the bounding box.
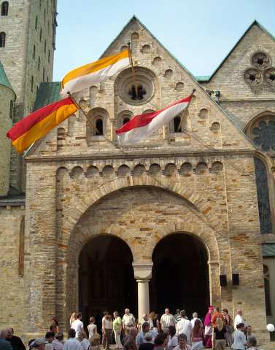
[25,149,256,163]
[132,263,153,280]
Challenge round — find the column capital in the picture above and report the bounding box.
[136,279,150,283]
[132,262,153,280]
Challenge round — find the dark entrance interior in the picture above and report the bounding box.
[79,235,137,326]
[150,233,209,319]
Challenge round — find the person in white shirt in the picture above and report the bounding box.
[160,308,175,333]
[232,323,247,350]
[190,313,201,329]
[176,311,192,344]
[174,309,181,323]
[102,312,113,350]
[140,314,153,330]
[122,308,136,335]
[71,313,85,339]
[234,310,245,330]
[52,333,64,350]
[63,329,82,350]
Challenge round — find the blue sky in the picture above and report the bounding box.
[53,0,275,81]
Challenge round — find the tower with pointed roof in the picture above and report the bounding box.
[0,0,57,193]
[0,62,15,195]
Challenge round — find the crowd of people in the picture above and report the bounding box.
[0,307,260,350]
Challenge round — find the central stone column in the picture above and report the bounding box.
[133,263,153,322]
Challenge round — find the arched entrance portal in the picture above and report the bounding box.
[150,233,209,318]
[79,235,137,325]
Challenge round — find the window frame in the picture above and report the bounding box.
[0,31,6,47]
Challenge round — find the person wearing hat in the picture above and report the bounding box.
[203,306,214,348]
[29,338,47,350]
[138,332,154,350]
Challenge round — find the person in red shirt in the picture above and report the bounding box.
[211,307,223,328]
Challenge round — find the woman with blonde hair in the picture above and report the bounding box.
[213,318,226,350]
[69,312,77,327]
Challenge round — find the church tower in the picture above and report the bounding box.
[0,0,57,192]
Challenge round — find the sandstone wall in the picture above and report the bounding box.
[0,86,14,195]
[0,205,26,335]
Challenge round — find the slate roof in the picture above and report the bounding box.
[262,243,275,257]
[0,61,14,91]
[33,81,61,111]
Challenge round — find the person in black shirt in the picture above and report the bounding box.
[6,328,26,350]
[213,318,226,350]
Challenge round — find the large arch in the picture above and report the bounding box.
[78,234,137,326]
[59,174,225,238]
[56,185,223,328]
[150,232,210,318]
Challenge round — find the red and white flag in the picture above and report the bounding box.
[116,95,192,145]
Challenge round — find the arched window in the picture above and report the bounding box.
[263,265,272,316]
[254,157,272,234]
[123,117,130,125]
[44,39,46,53]
[173,115,182,132]
[87,108,108,142]
[0,32,6,47]
[253,120,275,152]
[95,118,103,136]
[31,76,34,92]
[33,44,36,59]
[35,16,38,30]
[39,28,42,42]
[128,84,146,100]
[1,1,8,16]
[48,49,50,63]
[38,56,41,70]
[9,100,13,119]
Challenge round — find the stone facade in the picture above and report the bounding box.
[0,14,274,345]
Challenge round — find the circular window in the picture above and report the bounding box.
[244,68,263,87]
[115,67,155,105]
[251,52,271,70]
[264,68,275,89]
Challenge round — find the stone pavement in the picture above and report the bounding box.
[106,343,275,350]
[259,341,275,350]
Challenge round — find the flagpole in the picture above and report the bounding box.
[68,93,101,136]
[178,89,196,132]
[68,92,123,150]
[127,42,139,99]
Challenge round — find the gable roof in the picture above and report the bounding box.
[101,15,196,78]
[100,15,255,148]
[200,20,275,82]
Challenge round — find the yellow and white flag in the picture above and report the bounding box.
[61,50,130,96]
